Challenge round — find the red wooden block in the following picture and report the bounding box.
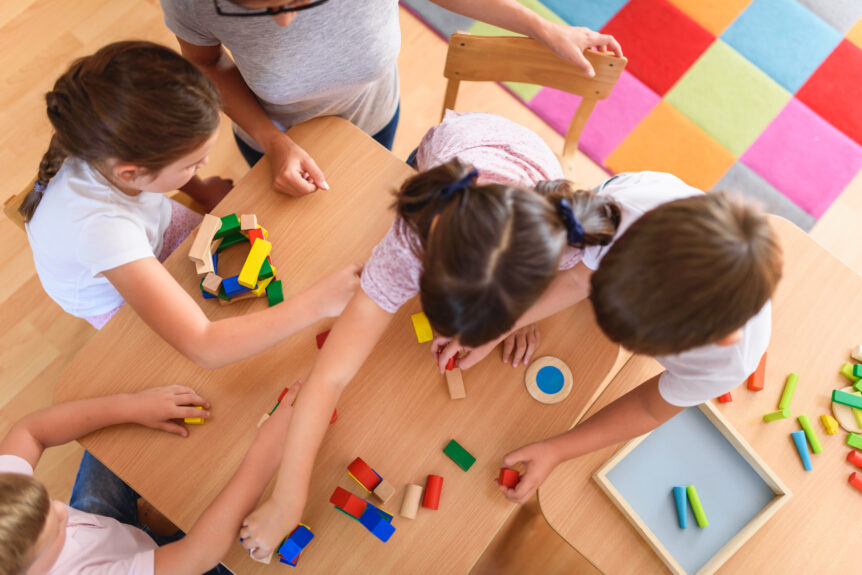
[316,330,331,349]
[347,457,381,491]
[499,467,520,489]
[848,450,862,469]
[850,472,862,493]
[445,356,456,371]
[276,387,289,403]
[422,475,443,510]
[248,228,265,245]
[798,41,862,147]
[330,408,338,424]
[718,392,733,403]
[329,486,366,519]
[602,0,714,95]
[747,352,767,391]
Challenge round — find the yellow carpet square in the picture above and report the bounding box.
[848,18,862,50]
[668,0,752,35]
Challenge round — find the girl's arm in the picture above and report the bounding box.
[103,258,360,369]
[500,374,683,503]
[238,290,394,560]
[0,386,210,469]
[430,0,623,75]
[153,385,299,575]
[176,39,325,196]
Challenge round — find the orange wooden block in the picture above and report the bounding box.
[718,392,733,403]
[747,352,767,391]
[605,101,735,191]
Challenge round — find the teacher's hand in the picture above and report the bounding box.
[263,132,329,196]
[538,24,623,77]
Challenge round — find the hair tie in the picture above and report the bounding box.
[440,168,479,200]
[557,198,585,245]
[32,181,47,194]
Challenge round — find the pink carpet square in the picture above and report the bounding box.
[529,71,661,165]
[741,99,862,218]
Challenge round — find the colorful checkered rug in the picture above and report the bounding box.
[402,0,862,231]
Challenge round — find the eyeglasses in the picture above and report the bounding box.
[213,0,329,17]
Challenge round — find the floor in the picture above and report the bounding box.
[0,1,858,573]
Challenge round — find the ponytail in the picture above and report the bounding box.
[536,179,621,248]
[19,135,67,222]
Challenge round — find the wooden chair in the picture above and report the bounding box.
[441,32,627,178]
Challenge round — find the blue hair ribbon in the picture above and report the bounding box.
[557,198,585,245]
[440,168,479,200]
[33,181,47,193]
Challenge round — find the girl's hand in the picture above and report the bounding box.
[500,323,540,368]
[497,440,560,504]
[240,497,300,562]
[130,385,211,437]
[538,24,623,77]
[307,264,362,318]
[262,133,329,196]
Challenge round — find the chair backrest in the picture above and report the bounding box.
[3,182,32,232]
[441,32,627,178]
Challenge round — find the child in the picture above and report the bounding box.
[22,41,359,368]
[495,190,783,503]
[0,383,300,574]
[237,111,632,558]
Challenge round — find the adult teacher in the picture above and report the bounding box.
[160,0,622,196]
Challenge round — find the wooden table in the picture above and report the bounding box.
[55,117,625,573]
[540,216,862,573]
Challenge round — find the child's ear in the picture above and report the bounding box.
[716,328,744,347]
[112,163,145,185]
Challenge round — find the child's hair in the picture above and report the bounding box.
[0,474,50,575]
[590,191,783,356]
[395,158,621,347]
[20,41,221,222]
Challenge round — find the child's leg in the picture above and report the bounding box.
[69,451,140,524]
[158,200,205,262]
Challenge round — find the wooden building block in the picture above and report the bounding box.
[216,230,247,251]
[673,486,687,529]
[278,524,314,564]
[850,472,862,493]
[247,227,265,245]
[833,389,862,410]
[194,247,214,276]
[222,275,252,299]
[422,475,443,510]
[214,213,240,239]
[240,213,258,231]
[499,467,520,489]
[854,364,862,378]
[797,415,823,453]
[330,408,338,424]
[258,258,274,280]
[330,486,367,519]
[251,276,273,297]
[778,373,798,410]
[256,413,270,428]
[853,345,862,363]
[201,273,222,296]
[372,479,396,505]
[840,362,861,382]
[446,356,456,370]
[400,484,423,519]
[189,213,222,263]
[763,408,791,422]
[821,414,839,434]
[847,433,862,450]
[686,485,708,527]
[217,291,258,306]
[184,406,204,424]
[443,439,476,471]
[717,392,732,403]
[359,506,395,542]
[746,352,767,391]
[316,330,331,349]
[847,450,862,469]
[266,280,284,306]
[791,430,812,471]
[249,549,273,564]
[410,312,433,343]
[347,457,382,491]
[445,368,466,400]
[238,239,272,288]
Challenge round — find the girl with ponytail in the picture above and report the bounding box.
[24,41,359,367]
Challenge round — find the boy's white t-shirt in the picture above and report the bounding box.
[0,454,156,575]
[26,158,171,317]
[581,171,772,406]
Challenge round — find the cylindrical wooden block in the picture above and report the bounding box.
[499,467,520,488]
[848,450,862,469]
[778,373,798,410]
[849,472,862,492]
[400,484,423,519]
[686,485,708,528]
[423,475,443,510]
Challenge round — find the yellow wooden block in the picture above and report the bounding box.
[410,312,433,343]
[667,0,752,35]
[821,414,839,435]
[261,226,269,239]
[184,405,204,424]
[238,239,272,288]
[605,101,735,191]
[252,276,274,297]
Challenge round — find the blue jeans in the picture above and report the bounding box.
[70,452,232,574]
[234,104,401,167]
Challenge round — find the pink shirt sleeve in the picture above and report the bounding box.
[360,217,425,313]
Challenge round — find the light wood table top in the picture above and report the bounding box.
[540,216,862,573]
[54,117,625,573]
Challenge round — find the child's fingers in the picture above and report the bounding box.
[512,332,528,368]
[178,406,211,419]
[437,342,459,373]
[157,421,189,437]
[522,328,539,366]
[501,335,514,364]
[503,448,529,468]
[174,391,210,409]
[303,157,329,191]
[283,383,302,405]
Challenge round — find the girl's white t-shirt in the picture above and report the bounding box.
[26,158,171,317]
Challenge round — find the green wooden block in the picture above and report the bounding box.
[214,213,241,239]
[778,373,798,410]
[840,362,860,382]
[216,230,248,251]
[854,364,862,378]
[266,280,284,307]
[443,439,476,471]
[686,485,708,528]
[797,414,823,454]
[763,408,790,422]
[258,258,274,280]
[832,389,862,410]
[847,433,862,451]
[854,379,862,394]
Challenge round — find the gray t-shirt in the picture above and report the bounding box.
[161,0,401,150]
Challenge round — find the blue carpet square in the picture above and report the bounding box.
[540,0,629,31]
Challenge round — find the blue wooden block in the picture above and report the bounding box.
[222,275,251,298]
[212,251,218,272]
[364,500,393,523]
[673,486,688,529]
[359,506,395,542]
[278,525,314,564]
[791,430,812,471]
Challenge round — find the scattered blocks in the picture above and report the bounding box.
[840,362,860,382]
[499,467,520,489]
[525,356,574,404]
[445,367,466,400]
[400,484,423,519]
[238,239,272,288]
[443,439,476,471]
[358,505,396,542]
[347,457,382,492]
[797,415,823,454]
[189,213,222,265]
[422,475,443,510]
[717,392,733,403]
[746,352,767,391]
[686,485,708,528]
[832,389,862,410]
[673,486,688,529]
[330,486,366,519]
[847,433,862,451]
[214,213,240,239]
[316,330,331,349]
[791,430,813,471]
[821,414,840,435]
[277,524,313,565]
[372,479,396,506]
[266,280,284,307]
[411,312,433,343]
[184,405,204,424]
[850,472,862,493]
[847,450,862,469]
[763,408,791,422]
[240,213,258,231]
[778,373,798,410]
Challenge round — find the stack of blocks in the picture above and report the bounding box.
[330,486,396,542]
[276,524,314,566]
[189,213,284,307]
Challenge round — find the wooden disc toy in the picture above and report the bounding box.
[524,356,573,404]
[831,385,862,433]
